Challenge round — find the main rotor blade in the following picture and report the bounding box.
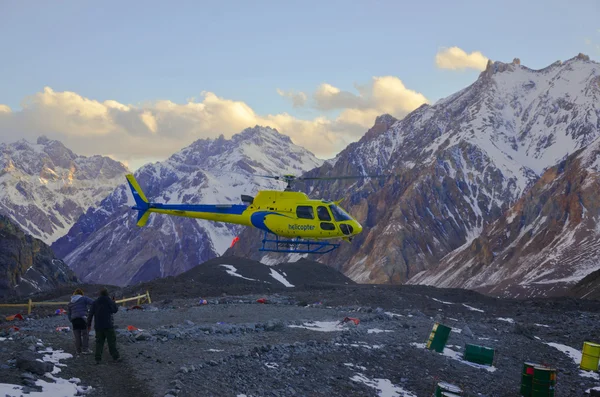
[253,175,282,180]
[297,174,396,181]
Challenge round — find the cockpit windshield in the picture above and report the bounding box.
[329,204,352,222]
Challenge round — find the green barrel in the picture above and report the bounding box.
[427,323,452,353]
[463,343,495,365]
[531,366,556,397]
[520,362,540,397]
[434,381,462,396]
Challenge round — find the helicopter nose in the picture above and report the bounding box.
[353,221,363,235]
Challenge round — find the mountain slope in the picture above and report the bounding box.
[228,54,600,290]
[0,136,129,244]
[409,136,600,297]
[0,214,77,298]
[122,255,356,299]
[569,268,600,300]
[52,126,323,286]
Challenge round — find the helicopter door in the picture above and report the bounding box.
[317,206,336,231]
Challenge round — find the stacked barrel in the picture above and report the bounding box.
[520,362,557,397]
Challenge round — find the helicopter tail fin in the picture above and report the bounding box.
[126,174,151,226]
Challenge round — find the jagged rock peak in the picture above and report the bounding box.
[237,125,293,144]
[481,54,597,80]
[374,114,398,127]
[576,53,590,61]
[37,135,51,145]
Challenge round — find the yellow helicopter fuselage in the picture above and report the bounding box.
[127,175,362,241]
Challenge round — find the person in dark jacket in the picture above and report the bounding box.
[87,288,121,364]
[67,288,94,355]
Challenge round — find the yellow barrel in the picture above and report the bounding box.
[581,341,600,371]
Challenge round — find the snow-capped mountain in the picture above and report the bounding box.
[0,214,77,298]
[409,135,600,298]
[228,54,600,295]
[0,136,130,244]
[52,126,323,286]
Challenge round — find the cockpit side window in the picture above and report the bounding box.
[317,206,332,221]
[329,204,352,222]
[296,206,314,219]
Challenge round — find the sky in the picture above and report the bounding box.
[0,0,598,170]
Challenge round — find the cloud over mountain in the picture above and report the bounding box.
[435,46,489,71]
[0,79,428,168]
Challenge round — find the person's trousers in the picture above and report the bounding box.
[94,328,120,362]
[72,329,89,353]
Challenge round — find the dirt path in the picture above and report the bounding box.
[30,331,155,397]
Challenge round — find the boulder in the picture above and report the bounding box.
[16,352,53,375]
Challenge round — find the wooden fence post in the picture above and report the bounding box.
[28,299,32,315]
[146,290,151,304]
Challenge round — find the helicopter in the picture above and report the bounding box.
[125,172,388,254]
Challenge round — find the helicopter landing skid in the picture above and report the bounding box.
[259,232,340,254]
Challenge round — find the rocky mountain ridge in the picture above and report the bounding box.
[409,136,600,298]
[0,136,129,244]
[0,214,77,298]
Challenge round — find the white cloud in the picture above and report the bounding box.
[313,83,367,110]
[0,79,428,169]
[276,89,307,108]
[309,77,428,118]
[435,46,489,71]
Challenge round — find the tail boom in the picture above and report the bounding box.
[125,174,251,227]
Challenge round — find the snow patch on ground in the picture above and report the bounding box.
[384,312,404,318]
[0,344,92,396]
[462,304,484,312]
[219,265,257,281]
[497,317,515,323]
[535,323,550,328]
[269,268,294,287]
[350,373,417,397]
[545,342,582,364]
[335,342,384,349]
[368,329,394,334]
[431,298,454,305]
[586,386,600,394]
[580,371,600,380]
[344,363,368,371]
[288,321,347,332]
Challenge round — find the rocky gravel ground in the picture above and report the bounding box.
[1,285,600,397]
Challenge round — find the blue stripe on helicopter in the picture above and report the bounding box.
[148,203,248,215]
[250,211,291,233]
